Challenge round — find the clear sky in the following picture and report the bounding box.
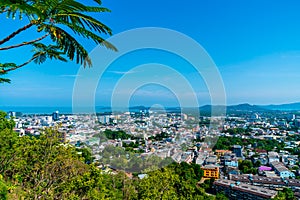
[1,0,300,107]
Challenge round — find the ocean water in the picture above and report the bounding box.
[0,106,185,115]
[0,106,112,114]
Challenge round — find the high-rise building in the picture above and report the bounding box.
[287,114,296,121]
[295,119,300,128]
[232,145,243,157]
[98,115,111,124]
[7,111,16,118]
[52,111,59,121]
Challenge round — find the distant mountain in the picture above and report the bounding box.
[199,102,300,113]
[259,102,300,111]
[199,103,267,113]
[228,103,268,112]
[129,106,149,112]
[129,103,300,114]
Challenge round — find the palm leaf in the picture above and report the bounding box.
[32,43,68,64]
[45,25,92,67]
[0,0,42,20]
[0,78,11,83]
[55,12,112,35]
[57,21,117,51]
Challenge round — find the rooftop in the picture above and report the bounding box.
[214,179,277,198]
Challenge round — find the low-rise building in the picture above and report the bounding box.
[214,179,277,200]
[202,165,219,179]
[268,151,280,163]
[270,161,295,178]
[215,149,232,157]
[205,155,217,165]
[229,174,300,190]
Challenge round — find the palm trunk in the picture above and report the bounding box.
[0,33,49,50]
[0,22,34,45]
[3,55,38,73]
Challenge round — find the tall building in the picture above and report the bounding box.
[7,111,23,118]
[295,119,300,128]
[270,161,295,178]
[287,114,296,121]
[232,145,243,157]
[98,115,111,124]
[7,111,16,118]
[52,111,59,121]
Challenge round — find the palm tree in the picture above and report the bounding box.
[0,0,116,75]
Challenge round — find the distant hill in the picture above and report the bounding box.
[228,103,267,112]
[106,102,300,114]
[199,103,267,113]
[199,102,300,113]
[259,102,300,111]
[129,102,300,114]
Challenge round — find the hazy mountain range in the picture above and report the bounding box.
[200,102,300,112]
[131,102,300,113]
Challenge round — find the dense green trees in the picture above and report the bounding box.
[238,160,257,175]
[213,136,285,152]
[274,188,295,200]
[135,163,209,200]
[149,132,170,141]
[0,175,8,200]
[215,192,228,200]
[104,129,131,140]
[222,128,246,135]
[0,111,218,199]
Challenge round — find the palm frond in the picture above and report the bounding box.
[0,0,42,20]
[0,78,11,83]
[0,62,17,71]
[45,25,92,67]
[32,43,68,64]
[57,21,117,51]
[52,0,109,13]
[0,0,116,73]
[55,12,112,35]
[33,52,47,64]
[93,0,102,5]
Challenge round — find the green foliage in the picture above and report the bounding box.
[200,178,215,194]
[100,144,173,173]
[222,128,246,135]
[0,111,15,131]
[149,132,170,141]
[0,179,7,200]
[254,160,261,168]
[214,136,285,151]
[104,129,131,140]
[76,147,93,164]
[123,142,139,148]
[238,160,257,174]
[136,166,210,200]
[274,188,295,200]
[215,192,229,200]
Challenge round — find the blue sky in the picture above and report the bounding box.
[1,0,300,107]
